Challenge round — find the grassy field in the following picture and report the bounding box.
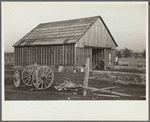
[114,58,146,73]
[118,58,146,67]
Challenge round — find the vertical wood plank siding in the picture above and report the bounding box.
[18,47,19,66]
[14,48,16,65]
[76,47,92,66]
[75,47,116,68]
[45,46,47,65]
[29,47,30,65]
[51,46,53,66]
[18,47,20,65]
[30,47,32,64]
[62,45,64,65]
[74,18,116,68]
[14,44,75,67]
[16,47,18,65]
[76,19,116,49]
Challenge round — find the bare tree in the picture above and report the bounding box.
[116,49,122,58]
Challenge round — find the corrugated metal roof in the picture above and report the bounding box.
[13,16,99,46]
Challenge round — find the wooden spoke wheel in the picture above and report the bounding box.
[13,70,21,87]
[22,65,38,86]
[32,66,54,90]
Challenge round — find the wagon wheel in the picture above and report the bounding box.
[22,65,38,86]
[32,66,54,90]
[13,70,21,87]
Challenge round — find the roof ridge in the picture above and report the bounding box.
[40,16,100,25]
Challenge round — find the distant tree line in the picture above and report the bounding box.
[5,52,14,66]
[116,48,146,58]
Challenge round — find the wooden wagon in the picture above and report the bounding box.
[13,64,54,90]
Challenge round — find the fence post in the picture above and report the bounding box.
[83,58,90,96]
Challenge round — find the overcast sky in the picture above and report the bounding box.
[2,2,148,52]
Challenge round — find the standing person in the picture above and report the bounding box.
[95,59,101,70]
[99,58,102,70]
[101,59,105,70]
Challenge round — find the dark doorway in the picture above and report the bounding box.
[92,48,104,65]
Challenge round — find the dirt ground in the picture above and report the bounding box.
[5,69,146,100]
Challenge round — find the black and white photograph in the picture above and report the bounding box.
[2,1,148,121]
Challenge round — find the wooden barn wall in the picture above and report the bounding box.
[76,19,116,49]
[14,44,75,67]
[76,47,92,66]
[75,47,116,67]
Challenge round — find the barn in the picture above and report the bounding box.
[13,16,118,69]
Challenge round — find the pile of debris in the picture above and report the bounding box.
[54,77,80,91]
[54,77,132,100]
[130,74,146,85]
[89,73,146,85]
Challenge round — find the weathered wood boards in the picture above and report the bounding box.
[76,47,92,66]
[80,84,131,97]
[14,44,75,67]
[14,45,116,68]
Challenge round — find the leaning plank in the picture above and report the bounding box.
[79,84,131,97]
[92,93,120,99]
[86,85,120,91]
[98,86,120,90]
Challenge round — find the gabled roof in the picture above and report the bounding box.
[13,16,98,46]
[13,16,118,47]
